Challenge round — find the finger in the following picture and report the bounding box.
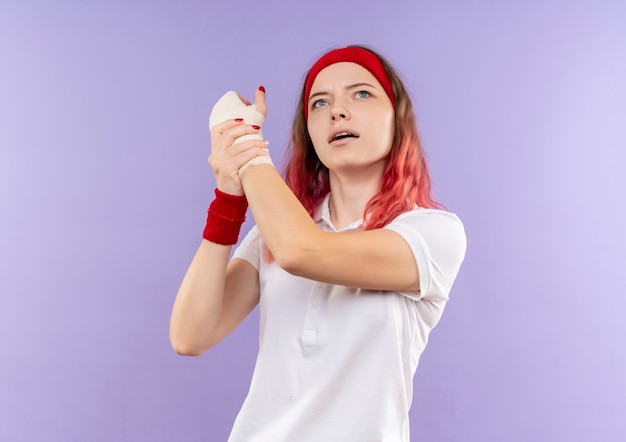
[212,133,265,160]
[210,120,257,148]
[214,123,262,144]
[231,145,270,168]
[210,118,244,135]
[219,140,268,163]
[227,138,269,156]
[254,86,267,117]
[212,142,269,177]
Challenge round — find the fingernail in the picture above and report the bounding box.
[258,86,265,93]
[234,118,243,122]
[252,125,260,130]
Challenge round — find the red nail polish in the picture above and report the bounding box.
[234,118,244,122]
[252,125,261,130]
[258,86,265,93]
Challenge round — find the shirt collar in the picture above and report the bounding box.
[313,193,365,232]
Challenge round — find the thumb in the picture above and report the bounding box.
[254,86,267,117]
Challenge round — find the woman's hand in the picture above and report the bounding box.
[208,89,268,196]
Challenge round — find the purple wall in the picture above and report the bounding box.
[1,1,625,440]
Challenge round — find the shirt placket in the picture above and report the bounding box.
[301,281,324,347]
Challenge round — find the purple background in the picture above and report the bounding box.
[1,1,625,441]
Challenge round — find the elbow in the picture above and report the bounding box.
[273,243,311,277]
[169,333,210,357]
[273,251,296,274]
[171,344,202,357]
[269,226,323,276]
[169,315,222,356]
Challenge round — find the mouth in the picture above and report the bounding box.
[328,130,360,143]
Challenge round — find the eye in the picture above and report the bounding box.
[355,90,371,99]
[312,98,329,109]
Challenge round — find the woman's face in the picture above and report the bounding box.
[306,62,395,176]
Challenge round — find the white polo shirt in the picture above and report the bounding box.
[229,194,466,441]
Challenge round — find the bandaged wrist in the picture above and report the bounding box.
[202,188,248,245]
[239,154,275,175]
[209,90,274,176]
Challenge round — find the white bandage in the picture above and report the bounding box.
[209,91,274,175]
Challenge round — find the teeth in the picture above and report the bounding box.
[334,132,354,140]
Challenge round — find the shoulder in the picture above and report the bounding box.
[233,225,262,270]
[385,208,465,246]
[390,207,464,226]
[383,208,466,295]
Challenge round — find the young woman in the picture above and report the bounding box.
[170,46,466,441]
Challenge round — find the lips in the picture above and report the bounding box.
[328,129,360,143]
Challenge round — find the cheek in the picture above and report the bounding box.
[308,130,323,151]
[306,119,323,145]
[307,124,326,149]
[379,113,395,151]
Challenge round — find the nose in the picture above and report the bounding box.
[330,101,350,121]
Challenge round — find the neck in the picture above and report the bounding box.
[328,169,383,230]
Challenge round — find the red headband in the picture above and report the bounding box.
[303,47,396,120]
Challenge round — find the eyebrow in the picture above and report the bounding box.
[308,82,377,103]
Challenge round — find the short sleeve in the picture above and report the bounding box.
[384,210,466,302]
[232,225,262,271]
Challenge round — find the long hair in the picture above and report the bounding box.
[283,46,443,230]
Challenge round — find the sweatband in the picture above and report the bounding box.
[303,47,396,120]
[208,90,274,175]
[202,188,248,245]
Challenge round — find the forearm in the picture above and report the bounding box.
[240,164,322,269]
[169,240,231,355]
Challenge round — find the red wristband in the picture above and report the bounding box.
[202,189,248,245]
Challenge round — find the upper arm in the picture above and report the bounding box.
[278,211,466,296]
[206,257,260,348]
[279,228,420,291]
